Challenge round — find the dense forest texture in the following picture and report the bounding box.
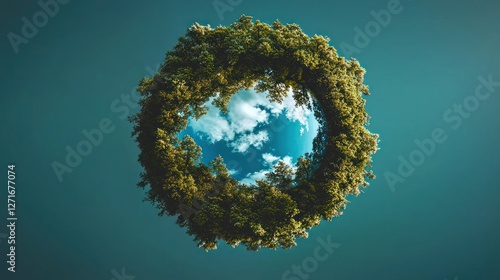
[130,15,378,251]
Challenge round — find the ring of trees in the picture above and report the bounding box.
[130,15,378,251]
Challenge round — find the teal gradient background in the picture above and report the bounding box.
[1,0,499,279]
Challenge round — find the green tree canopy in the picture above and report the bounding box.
[130,15,378,251]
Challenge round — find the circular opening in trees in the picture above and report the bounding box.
[180,84,320,186]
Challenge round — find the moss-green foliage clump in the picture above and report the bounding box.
[130,15,378,251]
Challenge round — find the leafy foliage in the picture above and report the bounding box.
[130,15,378,251]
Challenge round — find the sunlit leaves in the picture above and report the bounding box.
[130,15,378,251]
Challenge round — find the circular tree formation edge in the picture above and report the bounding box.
[130,15,378,251]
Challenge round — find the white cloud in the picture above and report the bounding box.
[227,94,270,134]
[262,153,279,166]
[240,170,269,185]
[281,155,294,168]
[188,87,314,153]
[239,153,295,186]
[189,104,234,143]
[228,169,239,175]
[230,130,269,153]
[281,93,311,134]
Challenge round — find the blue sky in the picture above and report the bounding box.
[181,87,319,184]
[0,0,499,279]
